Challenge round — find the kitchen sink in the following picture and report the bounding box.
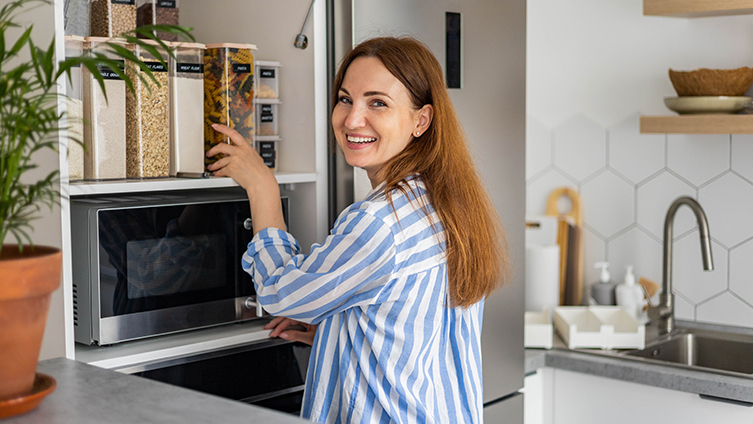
[623,330,753,375]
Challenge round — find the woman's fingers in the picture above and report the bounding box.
[268,317,297,338]
[279,328,316,346]
[211,124,249,147]
[264,316,287,330]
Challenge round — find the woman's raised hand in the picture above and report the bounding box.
[206,124,273,195]
[264,316,318,346]
[207,124,286,233]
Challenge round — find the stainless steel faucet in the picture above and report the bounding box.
[648,196,714,334]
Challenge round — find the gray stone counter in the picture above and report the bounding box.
[525,348,753,403]
[5,358,308,424]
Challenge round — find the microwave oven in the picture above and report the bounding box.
[70,188,289,346]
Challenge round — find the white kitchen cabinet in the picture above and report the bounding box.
[526,367,753,423]
[42,0,329,364]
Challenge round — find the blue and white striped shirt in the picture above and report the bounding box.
[242,177,485,423]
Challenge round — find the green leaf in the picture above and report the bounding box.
[7,24,31,57]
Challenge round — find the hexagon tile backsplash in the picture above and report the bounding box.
[526,113,753,330]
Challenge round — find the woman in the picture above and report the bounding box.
[207,36,509,424]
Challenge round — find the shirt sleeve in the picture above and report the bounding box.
[242,205,396,324]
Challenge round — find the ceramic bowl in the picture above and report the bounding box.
[664,96,752,115]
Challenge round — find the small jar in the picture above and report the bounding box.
[256,139,278,173]
[254,61,281,99]
[125,40,170,178]
[64,35,85,181]
[90,0,137,38]
[83,37,127,180]
[169,42,206,176]
[64,0,89,37]
[203,43,257,168]
[136,0,180,41]
[255,101,279,136]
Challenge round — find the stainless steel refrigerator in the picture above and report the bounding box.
[327,1,526,422]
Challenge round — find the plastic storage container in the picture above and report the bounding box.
[203,43,257,167]
[553,306,645,350]
[64,0,89,36]
[169,42,206,176]
[125,40,170,178]
[90,0,137,38]
[83,37,127,180]
[256,139,277,172]
[255,101,279,136]
[137,0,180,41]
[64,35,85,181]
[254,61,281,99]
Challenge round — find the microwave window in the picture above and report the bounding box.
[97,202,254,318]
[125,234,226,299]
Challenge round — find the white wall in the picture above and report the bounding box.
[527,0,753,328]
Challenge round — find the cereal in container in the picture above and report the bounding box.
[82,37,127,180]
[90,0,137,38]
[203,43,257,168]
[64,0,89,37]
[137,0,180,41]
[169,42,206,176]
[125,40,170,178]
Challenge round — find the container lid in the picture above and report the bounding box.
[169,42,206,50]
[64,35,86,42]
[205,43,258,50]
[84,37,128,44]
[255,60,282,67]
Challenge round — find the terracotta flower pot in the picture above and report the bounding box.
[0,245,61,401]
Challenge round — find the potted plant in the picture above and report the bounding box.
[0,0,192,410]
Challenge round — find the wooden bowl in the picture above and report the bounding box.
[669,67,753,97]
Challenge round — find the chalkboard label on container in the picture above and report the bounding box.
[98,60,125,80]
[157,0,176,8]
[232,63,251,74]
[177,63,204,73]
[260,68,275,78]
[112,0,135,5]
[144,62,168,72]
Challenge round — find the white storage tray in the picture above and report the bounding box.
[553,306,645,350]
[525,309,553,349]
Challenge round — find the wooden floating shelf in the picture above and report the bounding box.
[640,114,753,134]
[644,0,753,17]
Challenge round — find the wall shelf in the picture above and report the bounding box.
[640,114,753,134]
[644,0,753,17]
[67,172,317,196]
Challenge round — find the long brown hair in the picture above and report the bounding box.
[333,37,510,307]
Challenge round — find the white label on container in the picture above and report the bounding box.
[260,68,275,78]
[177,63,203,73]
[144,61,168,72]
[232,63,251,74]
[157,0,176,8]
[111,0,135,5]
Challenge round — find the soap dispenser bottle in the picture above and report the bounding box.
[616,265,644,319]
[591,262,616,305]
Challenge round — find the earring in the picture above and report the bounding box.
[415,131,421,136]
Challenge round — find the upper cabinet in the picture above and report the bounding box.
[643,0,753,17]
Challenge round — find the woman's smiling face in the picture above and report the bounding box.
[332,56,430,186]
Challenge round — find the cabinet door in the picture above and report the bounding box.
[552,369,753,424]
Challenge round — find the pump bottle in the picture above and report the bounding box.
[591,262,616,305]
[616,265,644,319]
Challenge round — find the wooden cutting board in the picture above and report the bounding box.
[546,187,583,306]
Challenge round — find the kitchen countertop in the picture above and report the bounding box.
[525,336,753,404]
[4,358,307,424]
